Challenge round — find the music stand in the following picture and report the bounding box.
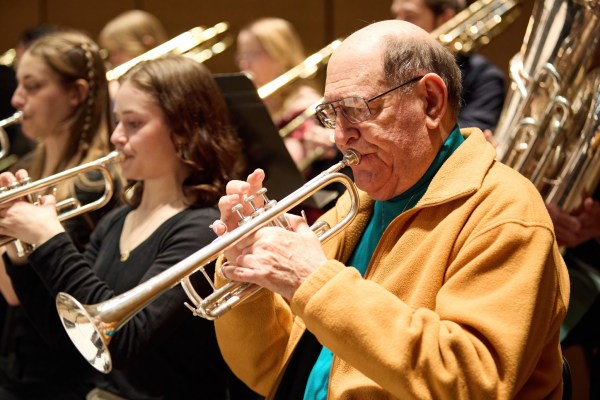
[215,73,334,208]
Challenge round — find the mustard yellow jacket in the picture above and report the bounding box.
[215,129,570,399]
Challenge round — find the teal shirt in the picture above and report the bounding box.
[303,126,464,400]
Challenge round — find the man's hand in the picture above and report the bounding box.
[547,197,600,247]
[220,214,327,300]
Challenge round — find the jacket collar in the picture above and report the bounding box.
[417,127,496,208]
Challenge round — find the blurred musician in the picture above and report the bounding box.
[0,30,116,398]
[0,55,258,399]
[391,0,506,131]
[98,9,169,100]
[98,9,168,69]
[0,25,59,171]
[235,17,337,176]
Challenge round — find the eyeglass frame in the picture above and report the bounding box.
[315,75,425,129]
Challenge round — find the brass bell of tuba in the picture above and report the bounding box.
[492,0,600,208]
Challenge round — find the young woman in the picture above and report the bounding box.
[0,55,255,399]
[236,17,336,174]
[0,30,115,399]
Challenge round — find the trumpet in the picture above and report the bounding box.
[0,151,121,251]
[56,150,360,373]
[432,0,522,54]
[0,111,22,160]
[106,22,230,81]
[257,39,342,100]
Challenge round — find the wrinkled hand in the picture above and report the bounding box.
[212,169,266,262]
[547,197,600,248]
[0,170,65,246]
[220,214,327,300]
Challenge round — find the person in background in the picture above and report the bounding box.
[0,55,260,399]
[98,9,168,69]
[98,9,169,100]
[211,20,569,399]
[549,186,600,400]
[0,25,59,171]
[391,0,506,132]
[236,17,337,175]
[0,30,116,399]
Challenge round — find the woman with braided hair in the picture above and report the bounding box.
[0,53,261,399]
[0,30,117,398]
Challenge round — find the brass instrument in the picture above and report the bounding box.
[539,69,600,212]
[492,0,600,209]
[257,39,342,100]
[432,0,522,54]
[0,111,21,160]
[0,48,16,67]
[56,150,360,373]
[105,22,230,81]
[0,151,121,252]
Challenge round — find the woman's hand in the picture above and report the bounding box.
[0,170,65,247]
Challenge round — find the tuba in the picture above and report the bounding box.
[55,150,360,373]
[492,0,600,208]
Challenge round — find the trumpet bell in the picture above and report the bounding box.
[57,292,113,373]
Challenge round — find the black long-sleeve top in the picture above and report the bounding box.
[6,205,230,399]
[0,172,118,399]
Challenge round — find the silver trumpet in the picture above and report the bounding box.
[56,150,360,373]
[0,111,22,160]
[0,151,121,253]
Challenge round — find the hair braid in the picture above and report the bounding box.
[79,41,96,152]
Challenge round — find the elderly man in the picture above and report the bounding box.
[213,20,569,399]
[391,0,506,132]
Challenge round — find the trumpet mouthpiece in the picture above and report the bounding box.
[343,149,361,166]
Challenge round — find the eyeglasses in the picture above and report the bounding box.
[315,75,424,129]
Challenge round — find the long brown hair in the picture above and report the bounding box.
[22,30,113,198]
[120,55,244,208]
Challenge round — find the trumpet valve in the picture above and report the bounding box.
[232,204,252,226]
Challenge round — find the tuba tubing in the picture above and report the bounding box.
[55,150,360,373]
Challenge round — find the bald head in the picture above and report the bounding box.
[329,20,462,119]
[329,20,431,73]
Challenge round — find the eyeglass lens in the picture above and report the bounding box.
[317,97,371,128]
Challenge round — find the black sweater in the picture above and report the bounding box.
[6,205,230,399]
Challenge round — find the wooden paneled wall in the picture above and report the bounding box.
[0,0,535,79]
